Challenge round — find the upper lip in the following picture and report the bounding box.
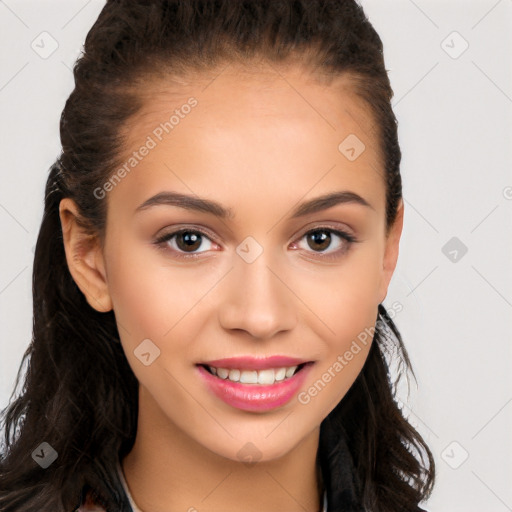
[198,355,312,371]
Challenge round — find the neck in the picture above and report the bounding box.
[121,386,324,512]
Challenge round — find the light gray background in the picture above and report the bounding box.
[1,1,511,510]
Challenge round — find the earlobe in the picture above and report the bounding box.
[377,199,404,304]
[59,198,113,313]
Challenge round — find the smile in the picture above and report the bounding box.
[196,361,314,412]
[203,364,303,385]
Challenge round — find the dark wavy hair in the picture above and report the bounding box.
[0,1,435,510]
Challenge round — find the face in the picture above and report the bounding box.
[61,62,403,463]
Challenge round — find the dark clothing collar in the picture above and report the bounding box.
[317,412,365,511]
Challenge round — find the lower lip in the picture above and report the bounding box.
[196,363,314,412]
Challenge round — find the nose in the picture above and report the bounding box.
[217,251,298,340]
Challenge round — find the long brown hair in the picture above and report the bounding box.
[0,1,435,510]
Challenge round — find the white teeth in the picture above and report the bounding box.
[228,369,240,382]
[239,370,258,384]
[207,365,301,384]
[216,368,229,379]
[285,366,298,378]
[257,369,275,385]
[274,368,286,381]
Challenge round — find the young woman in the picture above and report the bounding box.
[0,1,435,511]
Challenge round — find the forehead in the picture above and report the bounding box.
[131,62,377,129]
[125,61,379,150]
[113,63,385,218]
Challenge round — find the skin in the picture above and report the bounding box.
[60,61,403,512]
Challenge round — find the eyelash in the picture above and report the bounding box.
[153,225,358,261]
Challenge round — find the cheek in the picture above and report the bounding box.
[303,245,382,341]
[293,246,381,406]
[105,235,220,358]
[107,248,164,335]
[103,230,174,351]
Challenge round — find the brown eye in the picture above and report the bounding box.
[306,230,332,251]
[175,231,203,252]
[294,227,357,259]
[155,229,214,257]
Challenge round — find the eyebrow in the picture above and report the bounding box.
[135,190,374,219]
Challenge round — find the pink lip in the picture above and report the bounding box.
[198,355,310,371]
[196,362,314,412]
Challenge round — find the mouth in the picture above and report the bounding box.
[195,360,315,412]
[198,361,311,385]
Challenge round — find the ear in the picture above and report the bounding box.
[59,198,113,313]
[377,198,404,304]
